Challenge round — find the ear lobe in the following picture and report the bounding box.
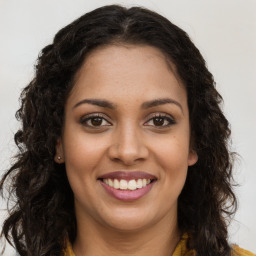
[188,149,198,166]
[54,138,65,163]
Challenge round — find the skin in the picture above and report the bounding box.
[55,44,198,256]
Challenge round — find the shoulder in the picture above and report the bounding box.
[232,245,255,256]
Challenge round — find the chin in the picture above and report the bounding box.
[99,206,158,232]
[106,218,151,232]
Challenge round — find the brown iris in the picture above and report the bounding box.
[91,117,103,126]
[153,117,164,126]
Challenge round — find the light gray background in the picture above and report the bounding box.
[0,0,255,255]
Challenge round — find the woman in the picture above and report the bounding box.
[0,5,254,256]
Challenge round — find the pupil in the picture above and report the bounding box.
[91,117,102,126]
[153,117,164,126]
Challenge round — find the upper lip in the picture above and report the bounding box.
[98,171,157,180]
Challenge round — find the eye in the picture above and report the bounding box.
[80,114,111,128]
[144,114,176,128]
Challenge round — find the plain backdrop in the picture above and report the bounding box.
[0,0,255,255]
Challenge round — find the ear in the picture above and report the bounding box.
[54,138,65,163]
[188,149,198,166]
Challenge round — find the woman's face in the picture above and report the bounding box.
[55,44,197,231]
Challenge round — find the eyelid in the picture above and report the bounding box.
[80,113,112,126]
[144,112,176,127]
[79,112,176,128]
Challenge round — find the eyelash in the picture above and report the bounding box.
[80,113,111,128]
[144,113,176,128]
[80,113,176,128]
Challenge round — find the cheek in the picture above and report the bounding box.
[63,135,109,209]
[151,134,190,188]
[63,133,108,186]
[153,132,190,165]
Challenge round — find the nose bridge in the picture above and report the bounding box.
[119,122,140,151]
[108,120,148,164]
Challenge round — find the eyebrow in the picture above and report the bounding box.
[73,97,183,113]
[73,99,116,109]
[141,98,183,113]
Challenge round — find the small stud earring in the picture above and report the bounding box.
[57,156,62,160]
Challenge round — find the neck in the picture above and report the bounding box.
[73,213,180,256]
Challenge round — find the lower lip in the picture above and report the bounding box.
[99,180,155,201]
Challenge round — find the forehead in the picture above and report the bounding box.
[68,44,187,109]
[76,43,180,82]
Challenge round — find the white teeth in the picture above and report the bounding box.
[114,179,119,189]
[102,178,152,190]
[128,180,137,190]
[136,179,143,188]
[108,179,113,187]
[120,180,128,190]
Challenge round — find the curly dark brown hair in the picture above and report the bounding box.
[0,5,237,256]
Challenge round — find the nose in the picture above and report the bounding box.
[107,124,149,166]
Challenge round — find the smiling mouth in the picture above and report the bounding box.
[98,171,157,201]
[101,178,153,191]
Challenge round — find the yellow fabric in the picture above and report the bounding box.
[64,240,75,256]
[232,245,255,256]
[64,234,255,256]
[172,234,196,256]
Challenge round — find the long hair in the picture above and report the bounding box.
[0,5,237,256]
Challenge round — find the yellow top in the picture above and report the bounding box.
[64,234,255,256]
